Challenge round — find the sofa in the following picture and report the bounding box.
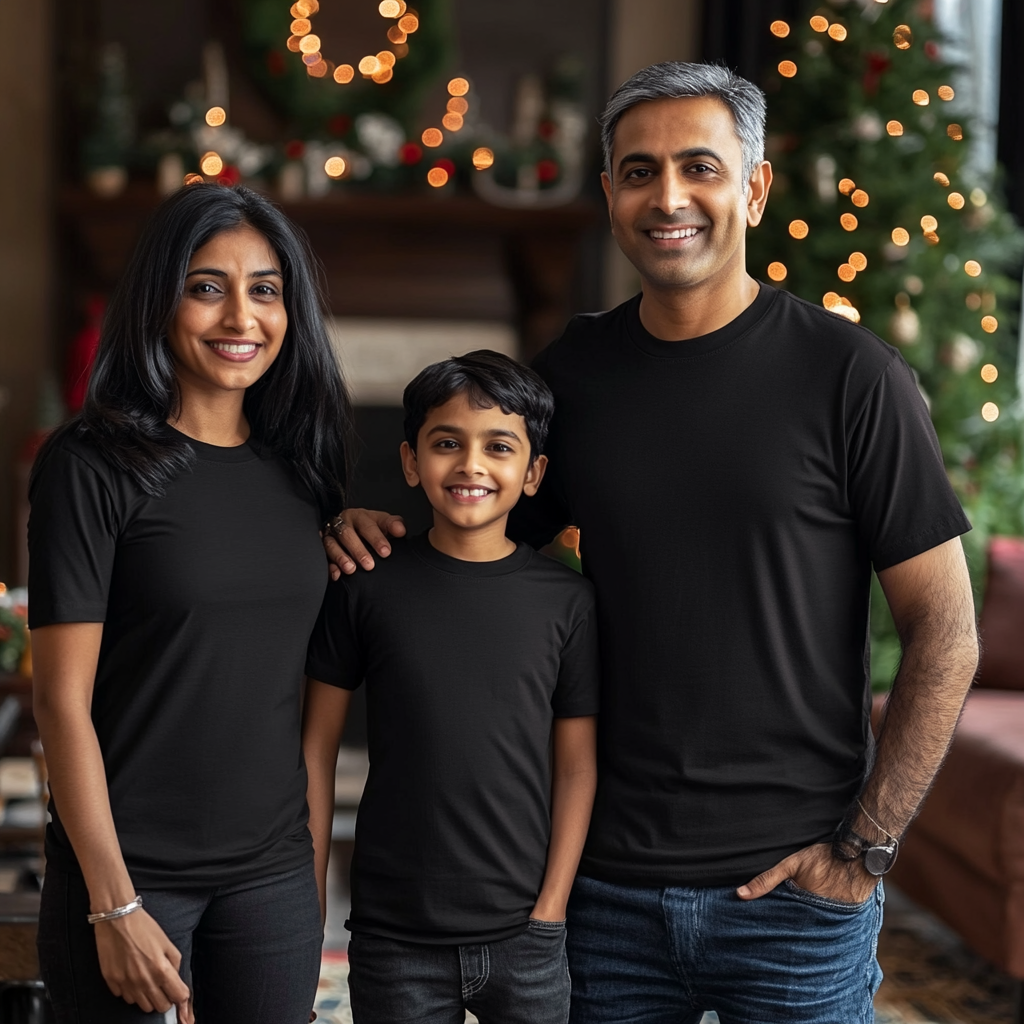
[885,536,1024,991]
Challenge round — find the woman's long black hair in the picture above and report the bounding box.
[41,184,351,517]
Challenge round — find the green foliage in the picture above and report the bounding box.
[746,0,1024,688]
[241,0,453,137]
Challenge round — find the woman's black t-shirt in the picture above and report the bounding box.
[28,430,326,887]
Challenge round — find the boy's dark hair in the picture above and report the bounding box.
[403,350,554,462]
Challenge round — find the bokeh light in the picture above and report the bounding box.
[387,26,408,44]
[849,252,867,271]
[838,263,856,282]
[981,316,998,333]
[937,85,955,101]
[920,215,938,232]
[472,147,494,170]
[334,64,354,84]
[822,292,841,309]
[299,34,321,53]
[947,191,965,209]
[891,227,910,246]
[770,20,790,37]
[376,50,396,67]
[886,120,903,136]
[324,156,346,178]
[308,59,328,77]
[933,171,949,186]
[379,0,401,16]
[893,24,912,49]
[372,67,393,83]
[447,97,469,115]
[828,24,847,41]
[980,364,998,383]
[398,13,419,32]
[810,16,829,31]
[966,292,982,310]
[964,260,982,277]
[788,219,809,239]
[427,167,449,187]
[947,123,963,140]
[205,106,226,127]
[441,112,464,131]
[422,128,443,147]
[448,78,470,96]
[358,55,381,75]
[970,188,987,206]
[183,172,204,186]
[838,178,856,195]
[291,1,311,15]
[291,18,311,35]
[302,52,322,66]
[286,35,303,52]
[778,60,798,78]
[851,189,869,207]
[923,230,940,245]
[200,152,223,176]
[981,402,999,422]
[840,213,858,231]
[912,89,929,106]
[767,262,787,281]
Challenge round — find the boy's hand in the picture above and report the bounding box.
[324,509,407,579]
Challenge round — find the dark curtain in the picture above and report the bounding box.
[998,0,1024,221]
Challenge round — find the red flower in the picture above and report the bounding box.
[400,142,422,165]
[434,158,456,175]
[267,50,286,77]
[285,139,305,160]
[537,158,559,183]
[217,165,241,186]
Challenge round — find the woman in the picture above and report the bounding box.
[29,184,351,1023]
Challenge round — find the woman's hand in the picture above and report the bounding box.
[323,509,407,579]
[94,910,193,1023]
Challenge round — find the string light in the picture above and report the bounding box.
[770,20,790,37]
[937,85,955,101]
[849,252,867,271]
[828,23,847,41]
[299,34,320,53]
[205,106,226,127]
[334,64,354,83]
[358,55,381,75]
[291,18,311,34]
[840,213,858,231]
[810,16,829,32]
[324,156,346,177]
[397,13,419,32]
[924,231,940,245]
[372,66,394,83]
[441,112,464,131]
[788,219,809,239]
[893,24,912,49]
[778,60,797,78]
[886,120,904,136]
[891,227,910,246]
[980,364,998,383]
[933,171,949,186]
[308,60,328,77]
[838,178,855,195]
[448,78,470,97]
[838,263,856,282]
[964,260,982,277]
[823,292,841,309]
[422,128,443,147]
[948,192,965,209]
[302,52,322,66]
[387,26,407,44]
[427,166,449,187]
[378,0,401,15]
[287,35,302,52]
[981,402,999,422]
[200,152,223,176]
[767,262,787,281]
[472,147,494,170]
[981,316,998,333]
[947,124,963,141]
[920,215,938,232]
[184,172,204,185]
[851,189,869,207]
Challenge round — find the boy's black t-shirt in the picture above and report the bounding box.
[305,533,599,944]
[28,430,326,887]
[510,284,971,888]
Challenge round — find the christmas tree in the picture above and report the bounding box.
[746,0,1024,685]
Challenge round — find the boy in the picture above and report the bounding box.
[303,350,599,1024]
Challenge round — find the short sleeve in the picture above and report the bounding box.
[28,443,121,627]
[848,356,971,571]
[551,588,600,718]
[304,578,365,689]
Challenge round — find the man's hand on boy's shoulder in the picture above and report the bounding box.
[323,508,407,580]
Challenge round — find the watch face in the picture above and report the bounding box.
[864,843,898,876]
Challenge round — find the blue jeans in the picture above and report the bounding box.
[37,863,322,1024]
[347,920,571,1024]
[566,874,883,1024]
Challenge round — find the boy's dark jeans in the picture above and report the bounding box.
[347,919,570,1024]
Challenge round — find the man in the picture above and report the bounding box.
[331,63,978,1023]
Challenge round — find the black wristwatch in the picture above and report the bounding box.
[832,827,899,877]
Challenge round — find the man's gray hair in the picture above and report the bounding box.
[600,62,767,184]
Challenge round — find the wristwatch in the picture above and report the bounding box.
[832,827,899,876]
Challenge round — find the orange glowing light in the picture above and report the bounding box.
[358,55,381,75]
[920,215,938,232]
[291,1,312,15]
[291,18,311,35]
[837,263,856,282]
[823,292,841,309]
[767,262,787,281]
[205,106,226,127]
[286,35,302,52]
[422,127,443,148]
[183,172,204,186]
[427,167,449,187]
[325,156,346,178]
[308,59,328,78]
[912,89,929,106]
[886,120,903,136]
[828,23,847,41]
[923,231,940,245]
[200,152,223,176]
[334,64,355,84]
[966,292,982,310]
[372,66,394,83]
[891,227,910,246]
[894,24,912,49]
[442,112,464,131]
[851,189,869,207]
[981,316,998,333]
[447,97,469,115]
[394,42,409,58]
[398,14,419,32]
[947,191,965,210]
[770,20,790,37]
[472,147,494,170]
[379,0,401,15]
[937,85,955,101]
[305,0,319,11]
[849,252,867,271]
[396,0,407,13]
[788,219,809,239]
[448,78,470,97]
[838,178,856,195]
[778,60,797,78]
[947,123,963,141]
[840,213,858,231]
[933,172,950,186]
[377,50,396,68]
[302,52,322,65]
[810,15,829,31]
[981,364,998,383]
[299,34,321,54]
[982,402,1000,422]
[387,26,408,43]
[964,261,982,277]
[832,301,861,323]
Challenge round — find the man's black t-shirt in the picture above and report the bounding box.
[511,284,971,888]
[28,430,326,887]
[305,533,600,944]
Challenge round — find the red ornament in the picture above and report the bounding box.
[65,296,105,413]
[400,142,423,165]
[862,51,890,96]
[538,119,556,141]
[537,158,559,183]
[266,50,286,77]
[285,139,305,160]
[328,114,352,137]
[924,40,939,60]
[216,164,241,186]
[434,157,456,176]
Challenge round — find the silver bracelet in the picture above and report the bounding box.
[87,895,144,925]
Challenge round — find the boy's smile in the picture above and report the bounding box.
[400,391,547,561]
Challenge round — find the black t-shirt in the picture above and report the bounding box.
[305,533,599,944]
[511,284,971,888]
[28,430,326,887]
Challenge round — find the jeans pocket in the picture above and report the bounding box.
[527,918,567,932]
[782,879,874,912]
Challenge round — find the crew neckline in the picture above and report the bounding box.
[410,531,533,578]
[164,424,259,464]
[627,281,777,359]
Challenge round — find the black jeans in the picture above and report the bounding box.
[37,862,322,1024]
[347,920,570,1024]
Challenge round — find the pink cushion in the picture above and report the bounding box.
[977,537,1024,691]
